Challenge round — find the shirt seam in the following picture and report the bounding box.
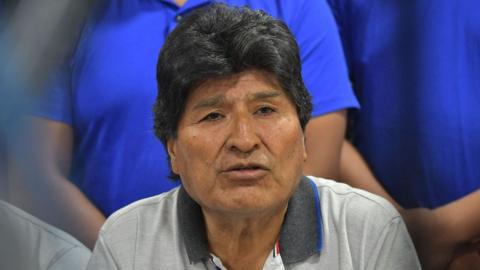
[46,246,77,269]
[366,216,403,269]
[99,234,122,270]
[314,180,398,217]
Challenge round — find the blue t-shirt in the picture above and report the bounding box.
[36,0,358,216]
[327,0,480,208]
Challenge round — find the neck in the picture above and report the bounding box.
[203,206,287,270]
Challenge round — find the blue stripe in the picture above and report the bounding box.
[309,179,323,252]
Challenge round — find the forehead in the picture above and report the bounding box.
[186,70,287,106]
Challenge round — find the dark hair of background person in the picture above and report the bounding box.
[153,4,312,179]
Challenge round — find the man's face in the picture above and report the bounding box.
[167,69,307,216]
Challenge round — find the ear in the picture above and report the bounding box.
[167,139,179,174]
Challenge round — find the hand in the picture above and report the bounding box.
[401,208,457,270]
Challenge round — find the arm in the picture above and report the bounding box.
[303,110,347,180]
[402,203,480,270]
[8,117,105,249]
[339,140,403,209]
[340,139,480,245]
[289,0,358,180]
[339,141,453,269]
[436,190,480,248]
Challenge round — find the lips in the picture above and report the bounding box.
[223,162,269,172]
[220,162,269,181]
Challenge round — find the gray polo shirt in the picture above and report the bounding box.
[87,177,421,269]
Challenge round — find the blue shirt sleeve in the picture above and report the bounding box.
[284,0,359,117]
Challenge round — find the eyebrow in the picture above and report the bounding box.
[192,95,226,110]
[248,90,282,101]
[192,90,282,110]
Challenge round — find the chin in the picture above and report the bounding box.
[220,197,280,215]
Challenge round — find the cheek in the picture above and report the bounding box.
[174,133,226,206]
[175,130,222,176]
[260,119,306,174]
[265,119,304,155]
[286,130,307,165]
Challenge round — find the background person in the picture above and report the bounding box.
[0,200,91,270]
[326,0,480,269]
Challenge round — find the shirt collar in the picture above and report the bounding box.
[177,176,323,265]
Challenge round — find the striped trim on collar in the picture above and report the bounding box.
[177,176,323,265]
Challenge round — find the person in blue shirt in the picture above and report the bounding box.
[9,0,358,249]
[326,1,480,269]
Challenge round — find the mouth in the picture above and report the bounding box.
[220,162,269,181]
[222,162,269,172]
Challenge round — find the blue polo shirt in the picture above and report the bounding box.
[36,0,358,215]
[327,0,480,208]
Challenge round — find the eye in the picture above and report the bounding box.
[255,106,275,116]
[201,112,224,122]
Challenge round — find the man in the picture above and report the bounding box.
[87,4,420,269]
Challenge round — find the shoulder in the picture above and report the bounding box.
[91,188,184,268]
[100,188,180,238]
[308,176,400,224]
[96,188,182,258]
[0,201,91,270]
[298,178,420,269]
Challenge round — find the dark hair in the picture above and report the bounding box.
[153,4,312,179]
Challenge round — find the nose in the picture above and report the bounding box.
[225,112,260,154]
